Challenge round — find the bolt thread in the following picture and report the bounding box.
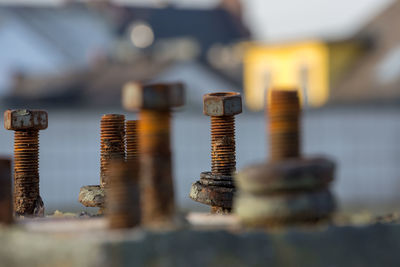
[14,130,39,215]
[139,110,174,225]
[100,114,125,188]
[106,160,140,229]
[268,90,301,161]
[125,120,139,162]
[210,116,236,176]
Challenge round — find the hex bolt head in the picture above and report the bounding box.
[123,82,185,111]
[4,109,47,217]
[203,92,242,117]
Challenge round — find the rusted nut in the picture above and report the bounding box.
[200,171,233,181]
[4,109,48,130]
[234,189,335,226]
[236,157,335,194]
[199,171,234,187]
[203,92,242,116]
[79,185,105,208]
[190,181,235,209]
[123,82,184,110]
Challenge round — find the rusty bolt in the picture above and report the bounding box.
[100,114,125,188]
[4,109,47,216]
[190,92,242,214]
[268,89,300,161]
[0,157,13,224]
[123,82,185,226]
[204,92,242,175]
[234,89,336,227]
[106,160,140,229]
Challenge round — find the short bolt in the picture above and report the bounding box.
[106,160,140,229]
[4,109,47,216]
[123,82,185,226]
[100,114,125,188]
[190,92,242,214]
[268,89,301,161]
[0,157,13,224]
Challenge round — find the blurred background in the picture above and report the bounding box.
[0,0,399,214]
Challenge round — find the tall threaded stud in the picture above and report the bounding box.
[4,109,47,216]
[100,114,125,188]
[190,92,242,214]
[268,90,301,161]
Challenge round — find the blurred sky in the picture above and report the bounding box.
[242,0,394,41]
[1,0,394,41]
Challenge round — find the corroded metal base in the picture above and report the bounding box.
[189,171,235,213]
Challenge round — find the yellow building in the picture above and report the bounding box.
[244,39,367,110]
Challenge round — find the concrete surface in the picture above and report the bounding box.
[0,213,399,267]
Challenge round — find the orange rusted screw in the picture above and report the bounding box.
[268,90,301,161]
[190,92,242,214]
[0,157,13,224]
[4,109,47,216]
[100,114,125,188]
[123,82,185,226]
